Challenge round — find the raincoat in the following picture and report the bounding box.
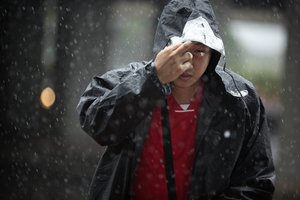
[77,0,275,199]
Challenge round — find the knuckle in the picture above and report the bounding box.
[183,42,189,48]
[187,53,193,60]
[184,51,190,58]
[169,53,176,60]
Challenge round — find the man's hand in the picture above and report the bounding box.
[154,41,194,84]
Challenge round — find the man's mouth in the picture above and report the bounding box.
[179,73,193,81]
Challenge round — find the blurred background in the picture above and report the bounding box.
[1,0,299,199]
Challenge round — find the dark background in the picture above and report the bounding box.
[1,0,300,199]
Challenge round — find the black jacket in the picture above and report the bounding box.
[77,0,275,199]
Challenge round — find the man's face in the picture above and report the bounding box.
[172,42,212,88]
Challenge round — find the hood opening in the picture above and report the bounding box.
[152,0,228,94]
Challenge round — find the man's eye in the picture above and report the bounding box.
[193,50,206,56]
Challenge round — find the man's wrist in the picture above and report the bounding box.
[146,61,171,95]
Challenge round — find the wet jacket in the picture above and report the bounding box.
[77,0,275,199]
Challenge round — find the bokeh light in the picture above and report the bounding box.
[40,87,56,109]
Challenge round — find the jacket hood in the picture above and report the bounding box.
[153,0,225,67]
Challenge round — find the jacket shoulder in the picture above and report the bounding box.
[100,61,147,78]
[216,66,258,100]
[95,61,149,88]
[215,66,264,118]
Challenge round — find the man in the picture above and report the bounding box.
[77,0,275,199]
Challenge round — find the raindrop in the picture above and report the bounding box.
[224,130,231,138]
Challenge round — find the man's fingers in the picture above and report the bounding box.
[154,41,194,84]
[173,41,193,55]
[163,42,182,52]
[175,51,193,66]
[183,52,193,61]
[159,41,193,60]
[181,61,193,72]
[163,41,193,55]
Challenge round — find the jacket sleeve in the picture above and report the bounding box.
[76,61,167,146]
[216,97,275,200]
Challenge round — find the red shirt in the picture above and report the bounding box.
[132,86,203,200]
